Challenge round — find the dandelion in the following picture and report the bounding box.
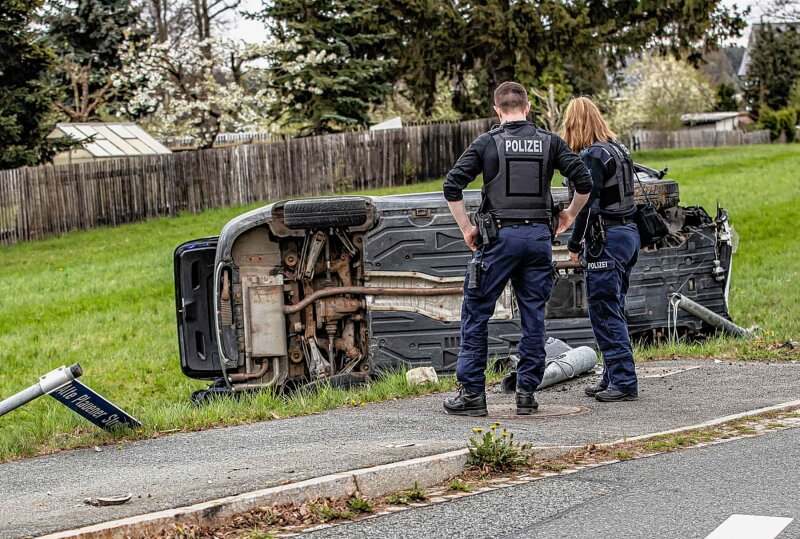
[492,422,501,427]
[472,427,484,434]
[501,430,509,438]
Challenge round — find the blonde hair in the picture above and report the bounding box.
[559,96,617,152]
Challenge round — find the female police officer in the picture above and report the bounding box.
[560,96,640,402]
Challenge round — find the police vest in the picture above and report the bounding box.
[482,126,553,220]
[593,140,635,212]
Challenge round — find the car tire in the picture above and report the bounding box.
[635,179,680,210]
[283,197,369,230]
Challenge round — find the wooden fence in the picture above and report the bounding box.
[630,129,771,150]
[0,119,491,246]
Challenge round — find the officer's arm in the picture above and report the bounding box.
[552,135,591,233]
[568,152,607,252]
[443,138,484,203]
[444,137,486,251]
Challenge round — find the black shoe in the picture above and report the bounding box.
[584,383,607,397]
[516,391,539,415]
[595,388,638,402]
[443,388,487,416]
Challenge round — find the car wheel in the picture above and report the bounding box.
[283,197,369,230]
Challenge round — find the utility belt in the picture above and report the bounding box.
[474,212,550,246]
[586,214,635,257]
[599,215,636,228]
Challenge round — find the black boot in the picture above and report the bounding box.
[443,388,487,416]
[516,390,539,415]
[584,383,607,397]
[595,388,638,402]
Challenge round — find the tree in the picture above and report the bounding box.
[744,23,800,114]
[115,36,270,146]
[766,0,800,21]
[45,0,142,122]
[0,0,66,168]
[609,55,716,134]
[701,48,736,87]
[137,0,241,47]
[191,0,240,43]
[251,0,396,135]
[384,1,747,117]
[714,83,739,111]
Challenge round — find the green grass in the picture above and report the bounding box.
[0,144,797,461]
[632,144,799,359]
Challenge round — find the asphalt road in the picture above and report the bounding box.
[2,359,799,538]
[309,426,800,539]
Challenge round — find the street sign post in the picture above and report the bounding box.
[0,364,140,431]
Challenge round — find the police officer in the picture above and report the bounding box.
[442,81,592,416]
[560,96,640,402]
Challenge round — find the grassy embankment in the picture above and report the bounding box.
[0,144,797,461]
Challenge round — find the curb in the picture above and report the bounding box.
[38,449,472,539]
[602,399,800,446]
[38,399,800,539]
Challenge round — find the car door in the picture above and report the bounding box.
[174,237,222,379]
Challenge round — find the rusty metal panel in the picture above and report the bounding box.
[245,275,288,358]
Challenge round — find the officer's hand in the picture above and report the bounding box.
[463,225,479,251]
[556,209,575,235]
[569,251,580,264]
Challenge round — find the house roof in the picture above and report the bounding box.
[680,112,741,125]
[47,122,171,158]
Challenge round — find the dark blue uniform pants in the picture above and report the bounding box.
[584,223,640,395]
[457,223,554,394]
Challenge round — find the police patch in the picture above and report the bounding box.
[586,260,612,270]
[505,138,542,154]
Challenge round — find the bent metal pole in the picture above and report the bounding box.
[0,363,83,417]
[670,293,753,339]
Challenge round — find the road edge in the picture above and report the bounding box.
[38,399,800,539]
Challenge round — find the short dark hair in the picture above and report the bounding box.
[494,81,528,113]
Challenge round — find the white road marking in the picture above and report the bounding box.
[705,514,794,539]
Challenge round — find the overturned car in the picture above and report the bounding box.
[174,164,736,395]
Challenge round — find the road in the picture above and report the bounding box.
[2,359,799,538]
[309,426,800,539]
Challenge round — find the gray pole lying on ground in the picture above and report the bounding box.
[671,293,753,339]
[0,364,83,417]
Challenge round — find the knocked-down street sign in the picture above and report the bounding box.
[50,379,140,430]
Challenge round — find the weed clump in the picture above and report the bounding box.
[347,496,374,513]
[386,481,427,505]
[447,478,472,492]
[467,423,531,474]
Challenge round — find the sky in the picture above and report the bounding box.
[224,1,772,47]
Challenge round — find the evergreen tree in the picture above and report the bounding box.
[45,0,142,121]
[744,24,800,114]
[253,0,396,135]
[388,1,747,118]
[254,0,745,129]
[0,0,63,168]
[714,83,740,111]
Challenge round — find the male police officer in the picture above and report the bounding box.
[442,82,592,416]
